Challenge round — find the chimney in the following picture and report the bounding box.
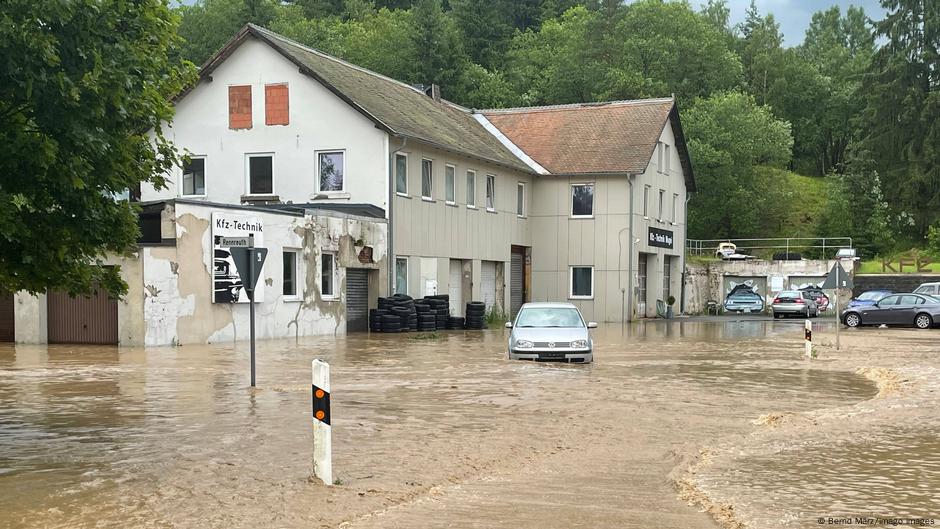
[424,83,441,102]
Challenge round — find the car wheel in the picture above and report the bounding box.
[844,313,861,328]
[914,313,933,330]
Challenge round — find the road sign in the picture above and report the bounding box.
[230,247,268,292]
[821,262,852,290]
[220,236,251,248]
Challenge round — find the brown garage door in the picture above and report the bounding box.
[0,292,13,342]
[47,289,118,345]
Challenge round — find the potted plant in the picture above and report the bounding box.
[666,295,676,319]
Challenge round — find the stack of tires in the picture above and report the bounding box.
[424,295,449,329]
[446,316,465,329]
[465,301,486,329]
[370,294,417,332]
[414,299,436,331]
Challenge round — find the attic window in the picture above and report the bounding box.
[265,84,289,126]
[229,85,252,129]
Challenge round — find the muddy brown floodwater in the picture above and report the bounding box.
[0,321,935,529]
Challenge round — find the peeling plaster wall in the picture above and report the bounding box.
[140,202,387,346]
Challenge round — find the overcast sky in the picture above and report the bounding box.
[692,0,887,46]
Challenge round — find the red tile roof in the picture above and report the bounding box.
[481,99,674,176]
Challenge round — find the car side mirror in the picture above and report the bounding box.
[504,321,513,328]
[587,322,598,328]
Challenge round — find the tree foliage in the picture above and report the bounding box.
[0,0,195,296]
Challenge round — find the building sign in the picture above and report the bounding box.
[648,227,674,249]
[211,212,264,303]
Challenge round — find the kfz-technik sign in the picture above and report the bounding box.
[648,227,674,249]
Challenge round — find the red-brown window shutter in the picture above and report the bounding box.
[229,85,252,129]
[265,84,289,126]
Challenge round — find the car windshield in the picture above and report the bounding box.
[778,291,801,298]
[515,308,584,328]
[858,291,887,301]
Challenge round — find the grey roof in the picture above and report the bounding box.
[195,24,533,174]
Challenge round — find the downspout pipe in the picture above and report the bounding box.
[680,193,691,314]
[627,173,635,323]
[388,136,407,295]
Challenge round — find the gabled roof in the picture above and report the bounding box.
[480,99,696,190]
[191,24,533,173]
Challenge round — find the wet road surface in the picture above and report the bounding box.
[0,321,895,528]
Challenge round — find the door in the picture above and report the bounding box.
[47,288,118,344]
[637,254,648,316]
[862,294,898,324]
[891,295,923,325]
[345,269,369,332]
[481,261,497,310]
[510,249,525,318]
[0,292,13,342]
[449,260,463,316]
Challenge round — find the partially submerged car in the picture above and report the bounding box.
[506,302,596,363]
[723,284,764,313]
[842,293,940,329]
[771,290,820,318]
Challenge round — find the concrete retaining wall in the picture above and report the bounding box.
[853,274,940,296]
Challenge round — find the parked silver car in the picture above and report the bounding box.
[914,282,940,296]
[771,290,819,318]
[506,302,597,363]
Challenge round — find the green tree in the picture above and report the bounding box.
[410,0,466,90]
[683,91,793,238]
[739,9,784,106]
[450,0,513,68]
[0,0,195,296]
[177,0,279,64]
[858,0,940,235]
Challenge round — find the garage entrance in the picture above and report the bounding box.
[47,289,118,345]
[481,261,497,310]
[449,260,464,316]
[510,246,527,318]
[0,292,14,342]
[345,269,369,332]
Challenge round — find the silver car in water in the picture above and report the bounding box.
[506,302,597,363]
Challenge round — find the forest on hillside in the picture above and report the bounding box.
[176,0,939,257]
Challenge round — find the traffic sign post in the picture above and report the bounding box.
[312,359,332,485]
[230,234,268,387]
[822,262,852,351]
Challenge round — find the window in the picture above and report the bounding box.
[516,182,525,217]
[395,153,408,195]
[571,183,594,217]
[318,151,345,192]
[182,157,206,196]
[658,189,665,220]
[229,85,252,129]
[643,185,650,217]
[486,174,496,211]
[657,141,664,172]
[445,164,456,204]
[247,154,273,195]
[264,84,289,126]
[569,266,594,299]
[321,252,336,299]
[395,257,408,294]
[283,250,298,298]
[672,193,679,223]
[664,144,671,173]
[466,170,476,207]
[421,159,433,199]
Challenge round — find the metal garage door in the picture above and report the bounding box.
[510,252,524,317]
[47,289,118,344]
[346,269,369,332]
[0,292,14,342]
[449,260,463,316]
[481,261,497,310]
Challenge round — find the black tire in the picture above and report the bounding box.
[914,313,933,330]
[773,312,781,319]
[844,312,861,328]
[380,315,401,325]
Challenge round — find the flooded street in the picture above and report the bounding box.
[0,321,935,528]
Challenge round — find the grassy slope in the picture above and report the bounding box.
[754,166,829,239]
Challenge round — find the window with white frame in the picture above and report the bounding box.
[569,266,594,299]
[247,154,273,195]
[421,159,433,199]
[395,257,408,294]
[571,183,594,217]
[182,157,206,196]
[466,170,476,207]
[658,189,665,220]
[516,182,525,217]
[672,193,679,223]
[485,174,496,211]
[321,252,336,299]
[445,164,456,204]
[664,144,671,173]
[643,185,650,217]
[395,153,408,195]
[318,150,345,192]
[657,142,664,172]
[283,249,298,298]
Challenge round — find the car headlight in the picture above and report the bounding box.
[571,339,588,349]
[514,339,534,349]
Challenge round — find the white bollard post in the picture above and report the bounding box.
[804,319,813,359]
[312,359,332,485]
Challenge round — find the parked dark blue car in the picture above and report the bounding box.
[847,290,894,309]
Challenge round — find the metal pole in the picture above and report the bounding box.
[835,263,841,351]
[312,359,333,485]
[248,234,256,387]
